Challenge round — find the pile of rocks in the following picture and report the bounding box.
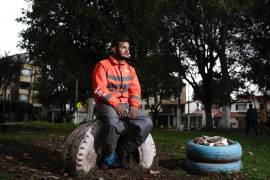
[193,136,232,146]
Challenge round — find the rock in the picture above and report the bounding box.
[149,170,160,175]
[193,136,231,146]
[5,155,14,160]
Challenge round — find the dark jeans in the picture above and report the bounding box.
[246,120,259,135]
[96,103,153,155]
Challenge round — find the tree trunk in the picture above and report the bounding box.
[153,109,159,127]
[1,87,7,124]
[149,96,162,127]
[202,75,214,130]
[63,103,67,123]
[220,105,231,129]
[203,100,213,130]
[219,23,231,130]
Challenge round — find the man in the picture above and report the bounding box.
[92,37,153,170]
[245,103,259,135]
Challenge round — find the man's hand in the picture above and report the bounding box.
[129,106,138,119]
[114,104,128,118]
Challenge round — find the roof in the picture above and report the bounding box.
[9,53,32,64]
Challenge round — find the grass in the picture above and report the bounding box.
[152,129,270,179]
[0,121,76,142]
[0,172,15,180]
[0,121,270,179]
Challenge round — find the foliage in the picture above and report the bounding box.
[18,0,183,121]
[158,0,253,129]
[237,0,270,95]
[0,55,23,123]
[0,55,22,97]
[18,0,110,115]
[0,100,33,121]
[18,0,270,125]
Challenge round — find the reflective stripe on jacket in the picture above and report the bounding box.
[92,56,141,108]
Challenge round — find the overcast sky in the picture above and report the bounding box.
[0,0,29,56]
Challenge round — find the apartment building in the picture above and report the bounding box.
[0,53,42,107]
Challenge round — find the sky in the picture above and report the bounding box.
[0,0,29,56]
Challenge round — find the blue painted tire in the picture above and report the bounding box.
[186,140,242,163]
[185,159,242,174]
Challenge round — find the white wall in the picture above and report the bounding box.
[231,100,261,112]
[184,101,203,114]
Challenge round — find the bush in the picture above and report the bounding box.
[0,100,34,121]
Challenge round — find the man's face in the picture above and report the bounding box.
[114,42,130,60]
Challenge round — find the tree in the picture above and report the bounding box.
[160,0,251,129]
[238,0,270,95]
[19,0,183,122]
[232,0,270,112]
[0,54,22,123]
[139,54,184,125]
[18,0,111,119]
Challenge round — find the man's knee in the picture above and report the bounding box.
[141,116,153,130]
[130,116,153,135]
[96,104,118,119]
[103,119,125,134]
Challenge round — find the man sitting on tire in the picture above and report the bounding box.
[92,37,153,170]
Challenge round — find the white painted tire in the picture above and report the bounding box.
[63,120,103,173]
[138,134,156,168]
[63,120,156,173]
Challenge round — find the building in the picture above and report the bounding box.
[17,55,42,108]
[0,53,42,121]
[214,95,270,129]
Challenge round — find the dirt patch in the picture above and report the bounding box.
[0,138,180,179]
[0,130,245,179]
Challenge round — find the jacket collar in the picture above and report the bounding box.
[109,55,127,65]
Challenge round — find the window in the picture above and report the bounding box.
[20,82,31,89]
[32,93,40,104]
[21,68,32,77]
[19,94,28,102]
[235,104,247,111]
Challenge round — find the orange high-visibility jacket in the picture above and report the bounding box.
[92,56,141,108]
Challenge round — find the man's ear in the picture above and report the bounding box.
[111,47,117,54]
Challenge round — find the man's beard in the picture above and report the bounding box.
[115,50,130,61]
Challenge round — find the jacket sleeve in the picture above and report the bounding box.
[129,68,141,108]
[92,62,120,107]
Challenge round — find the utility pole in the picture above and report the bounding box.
[187,83,190,130]
[176,72,181,131]
[75,78,78,124]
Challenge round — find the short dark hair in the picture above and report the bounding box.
[111,37,130,48]
[249,103,253,108]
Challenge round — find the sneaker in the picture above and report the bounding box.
[116,147,130,169]
[99,151,117,170]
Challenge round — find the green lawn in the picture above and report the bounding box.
[0,121,75,142]
[0,121,269,179]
